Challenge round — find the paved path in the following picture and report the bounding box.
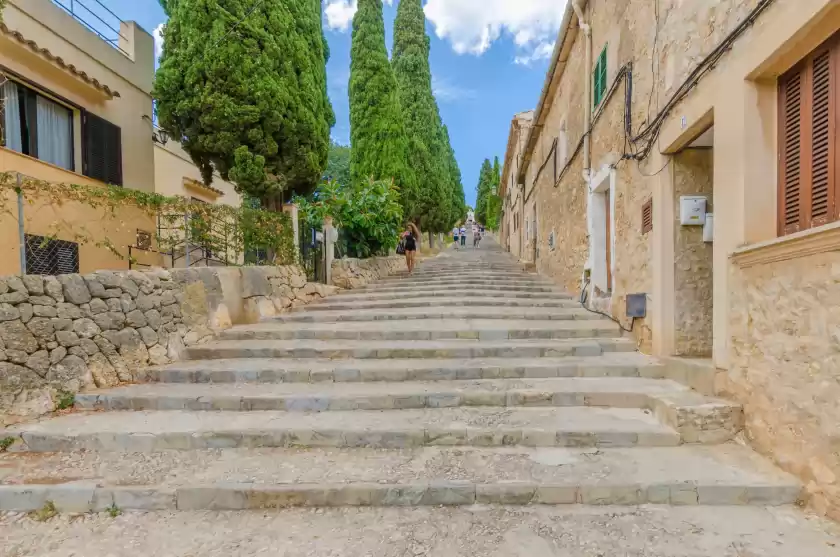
[2,236,839,555]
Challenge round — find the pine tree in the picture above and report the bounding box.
[325,141,351,187]
[154,0,334,207]
[349,0,416,211]
[392,0,448,231]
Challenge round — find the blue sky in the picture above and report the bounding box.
[88,0,563,207]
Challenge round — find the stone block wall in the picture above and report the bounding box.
[726,250,840,519]
[0,265,335,425]
[331,256,405,290]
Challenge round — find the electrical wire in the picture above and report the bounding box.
[210,0,267,49]
[579,278,635,333]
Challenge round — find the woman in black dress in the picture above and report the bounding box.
[403,223,420,274]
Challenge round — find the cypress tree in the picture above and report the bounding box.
[486,156,502,230]
[392,0,448,231]
[349,0,416,210]
[440,124,465,226]
[154,0,334,206]
[475,158,493,225]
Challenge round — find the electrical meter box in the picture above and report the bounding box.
[680,196,707,226]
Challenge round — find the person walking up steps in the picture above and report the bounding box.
[402,223,419,274]
[459,225,466,248]
[452,226,460,250]
[473,226,482,248]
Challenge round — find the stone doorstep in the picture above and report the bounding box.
[149,359,666,384]
[184,339,636,361]
[0,481,801,512]
[9,426,682,452]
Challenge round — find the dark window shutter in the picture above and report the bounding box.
[83,111,122,186]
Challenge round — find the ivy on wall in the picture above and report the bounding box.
[0,172,296,267]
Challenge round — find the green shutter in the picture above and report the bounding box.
[593,46,608,108]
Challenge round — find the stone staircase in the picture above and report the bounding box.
[0,239,821,529]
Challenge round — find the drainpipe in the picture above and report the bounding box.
[572,0,592,180]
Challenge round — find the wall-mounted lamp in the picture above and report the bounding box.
[142,114,170,145]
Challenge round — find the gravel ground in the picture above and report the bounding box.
[2,505,840,557]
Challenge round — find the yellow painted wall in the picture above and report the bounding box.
[154,142,241,207]
[0,0,155,193]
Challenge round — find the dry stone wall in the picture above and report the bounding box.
[331,256,405,290]
[0,265,336,425]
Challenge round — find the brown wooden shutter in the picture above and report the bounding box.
[778,35,840,235]
[641,198,653,234]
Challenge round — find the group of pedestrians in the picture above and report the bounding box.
[452,224,484,249]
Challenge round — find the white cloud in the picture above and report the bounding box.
[432,75,476,102]
[324,0,395,32]
[424,0,566,62]
[514,41,555,66]
[153,23,165,61]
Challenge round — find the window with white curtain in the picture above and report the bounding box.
[1,80,73,171]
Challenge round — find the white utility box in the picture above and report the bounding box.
[703,213,714,242]
[680,196,707,226]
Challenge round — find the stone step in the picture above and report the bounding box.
[326,289,574,302]
[274,306,601,323]
[219,319,621,342]
[299,297,580,311]
[74,379,742,443]
[4,506,837,554]
[0,445,801,511]
[7,407,682,452]
[373,276,553,286]
[185,338,636,360]
[151,354,665,384]
[390,272,537,280]
[358,284,563,294]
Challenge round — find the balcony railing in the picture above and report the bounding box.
[51,0,130,57]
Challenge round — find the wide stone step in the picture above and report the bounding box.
[219,319,621,342]
[390,272,537,280]
[7,407,682,451]
[373,276,553,286]
[185,338,636,360]
[4,506,836,554]
[358,284,563,294]
[275,306,601,323]
[75,377,690,412]
[299,297,580,311]
[327,289,574,302]
[151,354,665,384]
[0,445,801,511]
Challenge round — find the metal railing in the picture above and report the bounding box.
[51,0,130,57]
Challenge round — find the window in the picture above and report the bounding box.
[25,235,79,275]
[593,45,608,108]
[2,81,73,170]
[778,35,840,235]
[83,111,122,186]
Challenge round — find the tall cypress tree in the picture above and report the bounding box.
[392,0,448,231]
[155,0,333,206]
[349,0,416,209]
[486,156,502,230]
[441,124,465,226]
[475,158,493,225]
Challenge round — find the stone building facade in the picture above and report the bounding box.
[499,111,533,260]
[501,0,840,519]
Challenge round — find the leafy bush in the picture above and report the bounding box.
[296,178,404,259]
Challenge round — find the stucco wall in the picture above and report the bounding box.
[153,142,242,207]
[673,149,713,356]
[726,249,840,519]
[1,0,155,193]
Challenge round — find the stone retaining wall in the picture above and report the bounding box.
[331,256,406,289]
[0,265,335,425]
